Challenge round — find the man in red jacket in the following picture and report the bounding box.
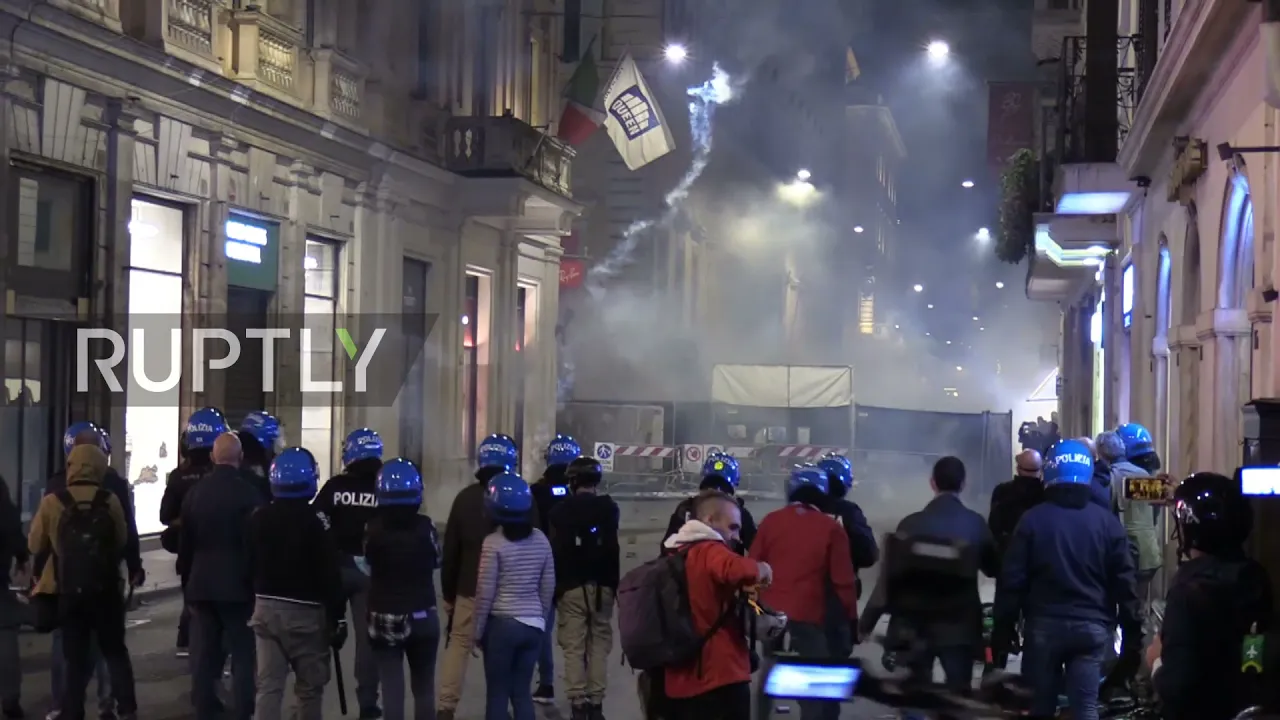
[751,464,858,720]
[660,490,772,718]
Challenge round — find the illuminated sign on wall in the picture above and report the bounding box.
[226,220,269,264]
[1121,264,1134,329]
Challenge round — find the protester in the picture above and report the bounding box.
[178,432,264,720]
[987,449,1044,559]
[472,472,554,720]
[365,458,441,720]
[661,490,772,718]
[27,444,137,720]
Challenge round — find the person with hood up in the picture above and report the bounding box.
[750,465,856,720]
[473,472,554,720]
[312,427,386,719]
[28,444,137,720]
[160,407,225,658]
[993,440,1139,720]
[548,457,620,720]
[41,423,142,720]
[246,447,345,720]
[439,434,540,720]
[530,434,581,704]
[661,490,772,718]
[365,458,442,720]
[661,453,756,554]
[988,450,1045,559]
[1107,423,1165,607]
[1143,471,1273,720]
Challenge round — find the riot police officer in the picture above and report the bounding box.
[530,434,581,703]
[247,447,344,720]
[159,407,227,657]
[238,411,283,500]
[312,428,384,719]
[662,452,757,553]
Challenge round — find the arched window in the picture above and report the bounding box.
[1218,165,1255,309]
[1180,203,1201,326]
[1156,244,1172,332]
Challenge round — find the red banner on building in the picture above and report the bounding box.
[987,82,1035,168]
[560,259,585,289]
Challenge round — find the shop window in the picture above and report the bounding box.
[8,165,92,299]
[304,238,339,480]
[125,198,185,535]
[462,272,492,458]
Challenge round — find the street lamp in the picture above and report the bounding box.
[913,284,924,293]
[995,281,1005,289]
[927,40,950,62]
[663,43,688,64]
[853,225,865,233]
[961,179,975,188]
[927,304,934,309]
[956,365,963,372]
[977,227,990,240]
[796,169,811,181]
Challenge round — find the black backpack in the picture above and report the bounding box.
[55,484,119,598]
[559,496,619,580]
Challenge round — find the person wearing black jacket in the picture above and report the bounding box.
[312,428,385,720]
[365,458,440,720]
[548,457,620,720]
[662,453,756,554]
[987,450,1045,559]
[1143,472,1273,720]
[0,477,27,720]
[42,423,142,720]
[179,432,265,720]
[161,409,225,657]
[528,435,580,704]
[247,447,344,720]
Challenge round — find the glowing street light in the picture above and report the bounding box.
[913,284,924,293]
[961,179,975,188]
[956,366,963,372]
[927,40,950,61]
[663,43,688,64]
[995,281,1005,289]
[946,340,952,345]
[976,227,990,240]
[796,169,811,181]
[972,316,979,321]
[927,304,934,309]
[853,225,865,233]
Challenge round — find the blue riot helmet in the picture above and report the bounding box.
[185,407,229,450]
[787,463,830,498]
[241,411,284,455]
[1043,440,1094,485]
[342,428,384,467]
[701,453,741,488]
[477,433,519,471]
[377,457,424,507]
[63,421,111,457]
[544,435,582,468]
[486,471,533,523]
[269,447,320,500]
[817,453,853,495]
[1115,423,1156,461]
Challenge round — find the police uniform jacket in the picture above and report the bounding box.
[313,466,380,557]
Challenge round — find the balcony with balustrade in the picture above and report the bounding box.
[442,113,575,200]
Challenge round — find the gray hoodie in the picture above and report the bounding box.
[1109,461,1163,572]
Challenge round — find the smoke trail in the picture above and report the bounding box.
[557,65,736,407]
[585,65,736,289]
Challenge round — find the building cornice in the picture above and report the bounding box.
[0,3,456,189]
[1117,0,1256,177]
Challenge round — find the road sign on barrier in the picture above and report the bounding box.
[681,444,704,471]
[594,442,615,471]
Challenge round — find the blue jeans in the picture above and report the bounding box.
[536,604,555,686]
[49,629,112,714]
[1023,618,1110,720]
[482,616,543,720]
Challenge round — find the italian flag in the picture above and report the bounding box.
[556,38,604,146]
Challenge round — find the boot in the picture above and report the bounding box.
[590,703,606,720]
[570,704,592,720]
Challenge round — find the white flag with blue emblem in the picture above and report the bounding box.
[601,53,675,170]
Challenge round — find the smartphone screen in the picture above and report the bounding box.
[1240,467,1280,496]
[551,486,568,497]
[763,663,861,700]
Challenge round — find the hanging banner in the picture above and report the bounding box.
[986,82,1035,168]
